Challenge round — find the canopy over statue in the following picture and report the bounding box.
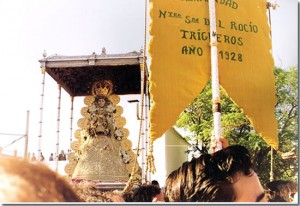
[39,48,147,96]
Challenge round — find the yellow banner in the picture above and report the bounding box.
[149,0,278,149]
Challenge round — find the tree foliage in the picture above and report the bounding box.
[176,67,298,185]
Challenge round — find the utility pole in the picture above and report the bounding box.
[24,110,30,159]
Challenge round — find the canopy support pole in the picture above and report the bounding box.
[139,59,146,184]
[123,0,149,192]
[38,67,46,160]
[145,79,151,182]
[70,96,74,149]
[55,84,62,172]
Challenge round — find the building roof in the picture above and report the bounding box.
[39,49,148,96]
[165,127,191,146]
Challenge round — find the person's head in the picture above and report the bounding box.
[122,191,134,202]
[164,145,267,202]
[164,169,181,201]
[150,180,163,201]
[266,180,298,202]
[0,156,82,202]
[105,190,125,202]
[151,180,160,187]
[132,184,161,202]
[72,183,114,202]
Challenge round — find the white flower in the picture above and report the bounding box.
[120,150,131,164]
[114,129,123,140]
[106,104,115,113]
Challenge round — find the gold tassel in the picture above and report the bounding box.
[146,140,156,174]
[122,175,134,194]
[122,160,137,194]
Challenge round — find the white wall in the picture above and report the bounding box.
[150,135,166,187]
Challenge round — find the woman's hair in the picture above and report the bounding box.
[0,156,82,202]
[164,145,254,202]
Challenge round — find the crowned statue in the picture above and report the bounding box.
[65,80,141,182]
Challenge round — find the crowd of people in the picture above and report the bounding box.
[0,138,297,203]
[29,150,68,162]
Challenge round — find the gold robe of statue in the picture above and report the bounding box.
[66,80,141,182]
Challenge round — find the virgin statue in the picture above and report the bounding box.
[66,80,141,182]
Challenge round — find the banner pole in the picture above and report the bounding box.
[208,0,222,151]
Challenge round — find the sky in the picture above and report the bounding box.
[0,0,298,161]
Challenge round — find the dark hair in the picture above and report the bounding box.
[164,145,254,202]
[151,180,160,187]
[266,180,298,202]
[122,191,134,202]
[164,169,181,201]
[132,184,161,202]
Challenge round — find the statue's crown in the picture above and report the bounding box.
[92,80,113,96]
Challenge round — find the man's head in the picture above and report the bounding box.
[232,170,267,202]
[0,156,82,202]
[164,145,267,202]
